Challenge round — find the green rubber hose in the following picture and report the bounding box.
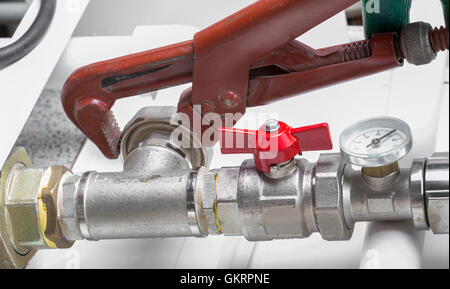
[362,0,449,39]
[362,0,412,38]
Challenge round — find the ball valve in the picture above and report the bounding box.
[1,113,448,268]
[219,120,333,173]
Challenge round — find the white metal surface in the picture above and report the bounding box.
[0,0,89,167]
[360,222,425,269]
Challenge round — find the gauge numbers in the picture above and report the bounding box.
[340,117,413,167]
[348,128,407,155]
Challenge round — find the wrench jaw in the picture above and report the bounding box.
[61,62,119,159]
[61,41,195,159]
[68,106,121,159]
[75,94,120,159]
[62,80,120,159]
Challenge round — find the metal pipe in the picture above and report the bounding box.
[58,152,449,242]
[59,143,209,241]
[69,171,200,240]
[52,106,450,244]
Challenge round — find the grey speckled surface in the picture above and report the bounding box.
[15,89,86,169]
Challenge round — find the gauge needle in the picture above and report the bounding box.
[366,129,397,148]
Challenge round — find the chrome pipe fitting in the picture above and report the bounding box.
[58,151,449,242]
[424,152,449,234]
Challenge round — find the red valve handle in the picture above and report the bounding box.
[219,121,332,173]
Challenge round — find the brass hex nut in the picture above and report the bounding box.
[1,147,35,269]
[5,166,47,249]
[39,166,74,248]
[5,165,74,250]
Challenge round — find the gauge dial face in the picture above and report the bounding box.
[339,117,412,167]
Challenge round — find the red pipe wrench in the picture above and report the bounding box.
[62,0,402,159]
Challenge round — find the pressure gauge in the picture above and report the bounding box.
[339,116,413,167]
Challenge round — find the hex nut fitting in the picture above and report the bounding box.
[120,106,177,160]
[5,167,47,249]
[425,152,449,234]
[5,165,73,250]
[1,147,35,268]
[400,21,436,65]
[120,106,209,168]
[202,170,221,235]
[410,158,429,230]
[59,174,84,241]
[215,167,241,235]
[39,166,74,248]
[314,154,353,241]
